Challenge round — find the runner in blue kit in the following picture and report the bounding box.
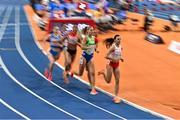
[44,26,66,81]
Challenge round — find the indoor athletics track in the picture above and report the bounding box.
[0,1,173,119]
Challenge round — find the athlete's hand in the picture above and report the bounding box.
[77,43,82,48]
[105,56,111,60]
[120,58,124,62]
[96,50,100,53]
[95,49,99,53]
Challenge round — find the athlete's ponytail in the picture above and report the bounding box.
[104,38,114,49]
[104,34,120,49]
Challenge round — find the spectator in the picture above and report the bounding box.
[30,0,41,10]
[96,0,108,8]
[169,14,179,31]
[49,0,66,18]
[33,0,50,30]
[144,8,154,32]
[35,0,49,18]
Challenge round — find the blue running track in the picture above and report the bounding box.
[0,1,173,119]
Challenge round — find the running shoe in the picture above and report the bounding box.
[113,97,121,104]
[47,73,52,81]
[63,71,69,84]
[44,69,49,78]
[90,88,98,95]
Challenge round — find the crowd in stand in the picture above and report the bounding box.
[30,0,130,31]
[29,0,179,32]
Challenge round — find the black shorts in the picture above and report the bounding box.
[67,48,77,56]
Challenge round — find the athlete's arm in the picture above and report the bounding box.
[57,42,64,48]
[77,33,82,48]
[77,41,82,48]
[42,34,50,48]
[120,46,124,62]
[105,45,115,60]
[60,34,68,43]
[43,34,50,42]
[95,37,99,53]
[51,34,64,48]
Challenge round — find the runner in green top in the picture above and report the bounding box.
[84,35,96,55]
[73,26,99,95]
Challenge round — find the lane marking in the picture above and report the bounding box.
[57,68,174,120]
[20,7,127,119]
[0,6,5,16]
[0,56,80,120]
[1,31,15,34]
[0,98,30,120]
[0,23,29,27]
[2,33,15,35]
[14,6,80,120]
[1,37,14,40]
[30,9,174,120]
[24,4,174,120]
[0,6,12,42]
[0,48,16,51]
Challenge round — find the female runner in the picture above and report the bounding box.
[44,26,65,81]
[98,34,124,103]
[63,25,81,83]
[73,27,99,95]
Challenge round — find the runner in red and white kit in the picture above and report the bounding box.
[98,34,124,103]
[63,24,81,83]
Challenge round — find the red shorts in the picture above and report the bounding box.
[109,61,119,69]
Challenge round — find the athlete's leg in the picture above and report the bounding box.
[63,51,72,83]
[98,63,113,83]
[64,50,72,72]
[113,67,121,103]
[44,53,56,81]
[74,57,86,76]
[87,60,98,95]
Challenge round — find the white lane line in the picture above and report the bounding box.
[57,65,174,120]
[3,28,15,31]
[1,31,15,35]
[21,7,126,120]
[0,48,16,51]
[0,23,29,27]
[1,37,14,40]
[29,7,174,120]
[0,56,80,120]
[0,7,5,12]
[0,6,12,42]
[14,6,80,120]
[0,6,5,16]
[0,98,30,120]
[2,33,14,36]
